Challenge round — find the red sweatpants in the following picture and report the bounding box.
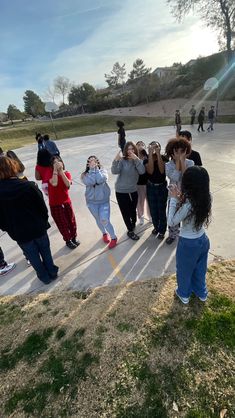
[50,202,77,242]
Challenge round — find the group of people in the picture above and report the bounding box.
[189,105,216,132]
[0,124,211,305]
[174,105,216,134]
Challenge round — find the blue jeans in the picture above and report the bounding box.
[18,233,58,284]
[87,202,116,239]
[146,182,168,234]
[176,234,210,299]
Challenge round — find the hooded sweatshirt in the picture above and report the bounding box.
[0,178,49,243]
[82,168,110,204]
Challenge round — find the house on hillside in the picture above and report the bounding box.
[153,66,179,79]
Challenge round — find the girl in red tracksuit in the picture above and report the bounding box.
[48,156,79,250]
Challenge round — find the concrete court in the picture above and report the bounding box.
[0,123,235,296]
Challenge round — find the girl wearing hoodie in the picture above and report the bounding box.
[81,156,117,249]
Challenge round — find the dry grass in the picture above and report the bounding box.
[0,260,234,418]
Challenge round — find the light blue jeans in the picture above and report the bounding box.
[87,202,116,239]
[176,233,210,299]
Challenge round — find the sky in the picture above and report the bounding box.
[0,0,219,111]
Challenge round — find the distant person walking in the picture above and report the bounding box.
[207,106,215,132]
[116,121,126,153]
[197,107,205,132]
[0,156,58,284]
[43,134,60,156]
[168,166,211,304]
[175,110,182,135]
[111,141,145,240]
[0,246,16,276]
[81,156,117,249]
[189,105,196,126]
[35,133,45,151]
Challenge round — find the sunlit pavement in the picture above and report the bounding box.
[1,123,235,295]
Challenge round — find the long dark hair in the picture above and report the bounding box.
[83,155,101,174]
[181,166,211,230]
[50,155,65,170]
[123,141,138,160]
[37,149,52,167]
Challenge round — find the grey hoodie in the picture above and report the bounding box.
[82,168,111,204]
[111,158,145,193]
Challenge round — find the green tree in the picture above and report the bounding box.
[128,58,151,81]
[23,90,45,117]
[68,83,96,110]
[167,0,235,62]
[7,105,23,122]
[54,76,71,104]
[105,62,126,88]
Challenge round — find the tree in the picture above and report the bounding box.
[167,0,235,62]
[54,76,71,104]
[128,58,151,81]
[68,83,96,110]
[7,105,23,122]
[105,62,126,88]
[43,86,57,103]
[23,90,45,117]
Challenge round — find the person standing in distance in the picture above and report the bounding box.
[175,110,182,135]
[207,106,215,132]
[197,107,205,132]
[189,105,196,126]
[116,121,126,153]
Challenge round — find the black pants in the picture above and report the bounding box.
[116,191,138,232]
[198,122,204,131]
[191,115,195,125]
[0,247,6,268]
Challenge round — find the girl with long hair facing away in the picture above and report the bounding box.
[168,166,211,304]
[111,141,145,240]
[48,156,79,250]
[165,137,194,245]
[81,156,117,249]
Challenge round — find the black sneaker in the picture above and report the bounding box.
[66,240,77,249]
[157,233,165,240]
[166,237,175,245]
[72,238,80,247]
[152,228,158,235]
[127,231,140,241]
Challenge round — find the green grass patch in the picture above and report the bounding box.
[0,115,168,150]
[0,302,23,325]
[0,328,54,371]
[185,293,235,348]
[116,322,134,332]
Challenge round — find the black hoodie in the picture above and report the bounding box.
[0,178,50,243]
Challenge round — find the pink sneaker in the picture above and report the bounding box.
[109,238,117,249]
[103,234,110,243]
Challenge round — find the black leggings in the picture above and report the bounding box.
[116,191,138,232]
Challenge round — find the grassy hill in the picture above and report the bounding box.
[0,260,234,417]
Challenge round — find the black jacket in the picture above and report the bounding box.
[0,179,50,243]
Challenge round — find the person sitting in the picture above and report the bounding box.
[179,130,202,166]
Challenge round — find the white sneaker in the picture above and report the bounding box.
[199,295,208,302]
[175,289,189,304]
[0,263,16,276]
[139,216,145,225]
